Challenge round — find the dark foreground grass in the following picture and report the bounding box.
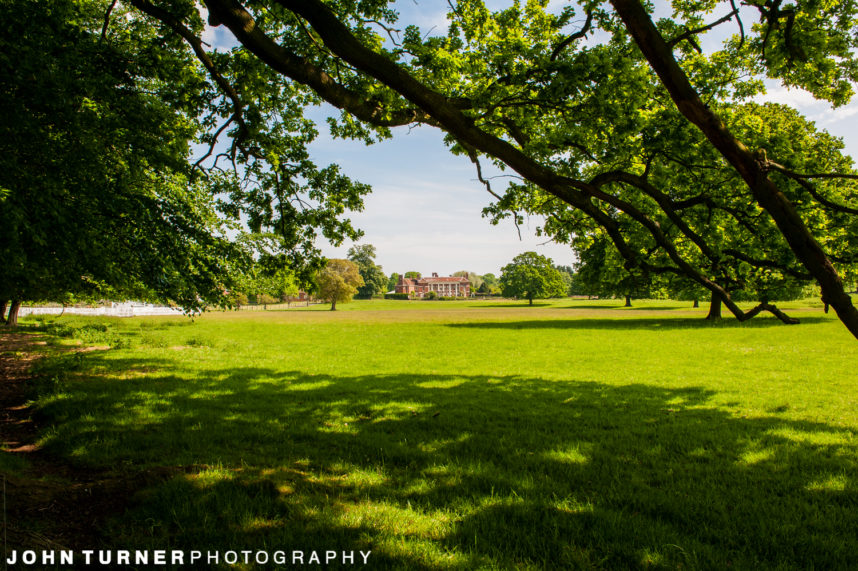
[6,299,858,569]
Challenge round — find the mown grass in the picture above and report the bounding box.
[9,299,858,569]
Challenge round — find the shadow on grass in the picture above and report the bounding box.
[555,303,694,311]
[446,315,833,331]
[27,351,858,569]
[471,302,554,308]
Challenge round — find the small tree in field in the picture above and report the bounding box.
[315,259,363,311]
[500,252,567,305]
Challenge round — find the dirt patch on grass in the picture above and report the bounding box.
[0,332,178,551]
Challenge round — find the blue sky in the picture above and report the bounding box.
[201,1,858,277]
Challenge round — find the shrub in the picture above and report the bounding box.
[384,293,410,300]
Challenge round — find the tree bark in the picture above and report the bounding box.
[330,299,337,311]
[624,295,632,307]
[5,300,21,328]
[706,293,722,321]
[0,300,7,323]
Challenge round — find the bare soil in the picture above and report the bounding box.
[0,332,175,552]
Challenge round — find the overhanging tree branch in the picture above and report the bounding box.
[551,10,593,61]
[127,0,249,169]
[763,161,858,215]
[203,0,432,127]
[610,0,858,338]
[667,9,739,51]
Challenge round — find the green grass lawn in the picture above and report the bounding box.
[8,298,858,569]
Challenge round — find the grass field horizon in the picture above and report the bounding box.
[3,298,857,569]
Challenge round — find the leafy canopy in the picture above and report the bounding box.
[315,259,364,310]
[0,0,248,312]
[347,244,388,298]
[501,252,567,304]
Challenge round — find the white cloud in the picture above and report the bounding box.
[756,85,822,109]
[196,3,238,51]
[753,83,858,157]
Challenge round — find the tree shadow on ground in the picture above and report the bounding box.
[471,302,554,308]
[446,315,832,331]
[24,350,858,569]
[555,303,693,311]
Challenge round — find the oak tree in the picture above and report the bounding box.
[501,252,567,305]
[0,0,248,324]
[0,0,372,324]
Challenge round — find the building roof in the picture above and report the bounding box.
[419,276,469,284]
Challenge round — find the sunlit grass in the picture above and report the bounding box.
[7,298,858,569]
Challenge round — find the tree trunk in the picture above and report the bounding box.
[0,300,7,323]
[624,295,632,307]
[693,298,699,308]
[330,299,337,311]
[528,296,533,306]
[5,300,21,327]
[706,293,722,321]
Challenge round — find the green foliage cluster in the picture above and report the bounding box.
[0,0,248,314]
[384,293,410,300]
[386,272,401,292]
[500,252,567,304]
[347,244,387,298]
[229,234,300,305]
[1,0,373,321]
[314,258,363,310]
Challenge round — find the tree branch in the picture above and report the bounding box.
[667,9,739,50]
[729,0,745,48]
[101,0,118,41]
[128,0,249,164]
[763,160,858,215]
[203,0,432,127]
[722,248,812,280]
[550,10,593,61]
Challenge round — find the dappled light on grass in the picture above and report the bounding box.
[806,474,849,493]
[14,304,858,569]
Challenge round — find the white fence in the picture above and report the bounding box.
[19,302,183,318]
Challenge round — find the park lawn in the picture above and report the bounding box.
[9,299,858,569]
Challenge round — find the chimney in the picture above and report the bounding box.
[432,272,438,277]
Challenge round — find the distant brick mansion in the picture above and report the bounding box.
[395,273,470,298]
